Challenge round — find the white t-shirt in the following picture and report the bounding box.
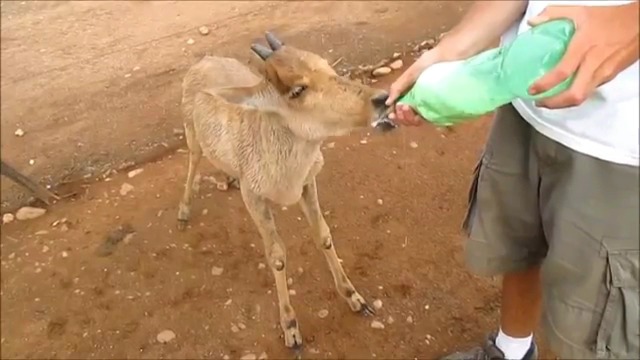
[501,0,639,167]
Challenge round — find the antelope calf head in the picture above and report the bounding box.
[251,33,396,139]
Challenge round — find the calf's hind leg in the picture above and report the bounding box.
[298,177,375,315]
[177,124,202,230]
[240,184,303,349]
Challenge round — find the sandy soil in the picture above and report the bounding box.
[1,1,555,359]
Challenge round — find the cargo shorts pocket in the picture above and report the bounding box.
[596,248,639,359]
[461,154,484,235]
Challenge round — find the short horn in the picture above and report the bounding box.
[265,31,283,51]
[250,43,273,60]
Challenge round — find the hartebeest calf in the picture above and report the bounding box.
[176,32,395,349]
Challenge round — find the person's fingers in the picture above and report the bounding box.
[387,73,414,105]
[529,33,589,96]
[535,47,604,109]
[527,6,582,27]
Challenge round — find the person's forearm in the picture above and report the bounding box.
[431,0,528,62]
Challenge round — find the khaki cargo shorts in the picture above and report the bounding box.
[462,104,639,359]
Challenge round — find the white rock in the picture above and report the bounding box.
[14,128,25,137]
[156,329,176,343]
[238,323,246,330]
[373,299,383,310]
[186,38,195,45]
[376,199,383,205]
[127,168,144,178]
[392,52,401,59]
[28,159,35,165]
[258,263,266,270]
[387,315,395,324]
[198,26,210,35]
[370,320,385,329]
[288,289,296,296]
[211,266,224,276]
[2,213,15,224]
[325,142,335,149]
[424,304,430,310]
[119,183,134,196]
[389,59,403,70]
[406,315,414,323]
[287,277,293,286]
[61,251,69,258]
[42,245,50,253]
[318,309,329,318]
[202,209,209,216]
[124,73,132,78]
[409,141,418,149]
[15,206,46,221]
[231,324,240,333]
[240,354,257,360]
[372,66,392,77]
[360,138,368,144]
[132,66,141,72]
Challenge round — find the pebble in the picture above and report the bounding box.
[124,73,132,78]
[406,315,414,324]
[288,289,296,296]
[132,66,141,72]
[325,142,335,149]
[14,128,25,137]
[287,277,293,286]
[29,159,35,165]
[156,329,176,343]
[373,299,383,310]
[127,168,144,178]
[61,251,69,258]
[317,309,329,318]
[119,183,134,196]
[231,324,240,333]
[409,141,419,149]
[392,52,401,59]
[2,213,15,224]
[372,66,392,77]
[359,138,368,144]
[258,352,268,360]
[424,304,430,310]
[186,38,195,45]
[387,316,395,324]
[389,59,403,70]
[42,245,50,253]
[202,209,208,216]
[240,354,257,360]
[15,206,46,221]
[297,267,304,274]
[370,320,385,329]
[376,199,383,205]
[198,26,210,35]
[257,263,266,270]
[238,322,246,330]
[211,266,224,276]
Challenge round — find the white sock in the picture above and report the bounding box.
[495,328,533,360]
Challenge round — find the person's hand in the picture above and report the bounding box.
[385,51,440,126]
[528,3,639,109]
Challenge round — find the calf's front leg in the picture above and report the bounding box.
[298,177,375,315]
[240,184,303,349]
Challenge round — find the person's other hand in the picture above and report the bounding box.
[528,4,639,109]
[385,51,439,126]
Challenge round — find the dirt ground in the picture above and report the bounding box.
[1,1,555,359]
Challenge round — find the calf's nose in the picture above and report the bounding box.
[371,92,389,108]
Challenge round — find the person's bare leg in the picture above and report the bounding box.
[500,266,542,336]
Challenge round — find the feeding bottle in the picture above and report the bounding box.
[397,19,576,126]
